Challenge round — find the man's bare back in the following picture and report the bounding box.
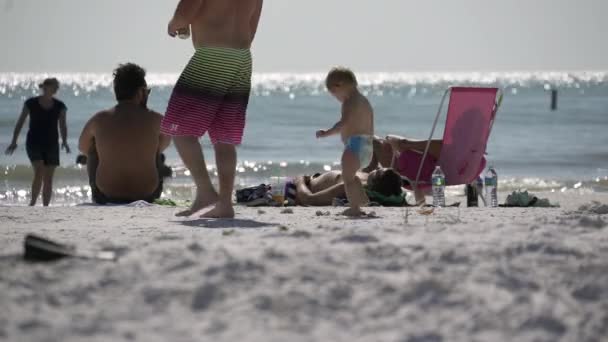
[170,0,263,49]
[83,104,167,199]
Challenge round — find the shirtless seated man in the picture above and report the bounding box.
[78,63,171,204]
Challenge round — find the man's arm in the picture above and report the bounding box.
[386,135,443,158]
[361,149,379,173]
[168,0,203,36]
[250,0,263,41]
[294,177,346,206]
[58,108,70,153]
[78,116,97,154]
[153,112,171,152]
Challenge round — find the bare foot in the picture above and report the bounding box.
[201,202,235,219]
[176,190,218,217]
[341,207,366,217]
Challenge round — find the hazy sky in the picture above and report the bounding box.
[0,0,606,72]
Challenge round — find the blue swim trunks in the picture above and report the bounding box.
[345,135,373,168]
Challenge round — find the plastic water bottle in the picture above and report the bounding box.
[432,166,446,207]
[484,166,498,207]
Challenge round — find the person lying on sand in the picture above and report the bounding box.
[294,168,403,207]
[365,135,486,205]
[363,135,442,204]
[78,63,171,204]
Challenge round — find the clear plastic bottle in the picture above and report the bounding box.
[432,166,446,207]
[484,166,498,207]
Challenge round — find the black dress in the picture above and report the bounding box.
[24,97,66,166]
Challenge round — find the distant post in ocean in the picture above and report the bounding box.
[550,88,558,111]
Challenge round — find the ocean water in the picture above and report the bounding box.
[1,72,607,204]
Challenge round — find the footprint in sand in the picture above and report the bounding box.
[290,231,312,239]
[18,319,50,332]
[572,284,603,301]
[191,284,221,312]
[405,333,443,342]
[187,242,205,254]
[332,234,379,244]
[155,235,184,241]
[520,316,567,336]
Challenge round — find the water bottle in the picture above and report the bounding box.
[466,183,478,207]
[484,166,498,207]
[432,166,446,207]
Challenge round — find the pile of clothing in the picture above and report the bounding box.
[236,183,297,207]
[502,190,559,208]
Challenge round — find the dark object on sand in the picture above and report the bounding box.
[24,234,117,262]
[236,184,272,205]
[158,153,173,179]
[466,184,478,207]
[76,154,87,165]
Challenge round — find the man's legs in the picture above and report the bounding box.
[29,161,44,206]
[200,143,236,218]
[41,165,56,206]
[173,136,218,216]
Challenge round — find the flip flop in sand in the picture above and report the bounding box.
[24,234,117,262]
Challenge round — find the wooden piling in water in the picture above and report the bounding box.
[550,89,558,110]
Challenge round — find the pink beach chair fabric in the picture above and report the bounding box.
[395,87,502,190]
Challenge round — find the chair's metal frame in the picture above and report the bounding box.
[410,87,503,196]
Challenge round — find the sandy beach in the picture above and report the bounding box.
[1,191,607,342]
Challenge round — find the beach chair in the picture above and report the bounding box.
[394,87,503,192]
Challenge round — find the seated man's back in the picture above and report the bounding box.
[93,104,164,199]
[80,63,171,204]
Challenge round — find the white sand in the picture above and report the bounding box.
[1,191,608,342]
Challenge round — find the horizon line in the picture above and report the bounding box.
[1,70,607,75]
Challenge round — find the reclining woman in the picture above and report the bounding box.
[294,167,404,207]
[362,135,443,204]
[364,134,486,204]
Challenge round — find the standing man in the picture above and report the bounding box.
[162,0,263,218]
[5,78,70,206]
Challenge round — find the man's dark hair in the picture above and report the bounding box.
[113,63,147,101]
[367,168,403,197]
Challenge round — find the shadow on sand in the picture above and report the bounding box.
[177,218,275,229]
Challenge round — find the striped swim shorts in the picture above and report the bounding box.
[161,47,252,145]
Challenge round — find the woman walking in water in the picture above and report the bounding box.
[5,78,70,206]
